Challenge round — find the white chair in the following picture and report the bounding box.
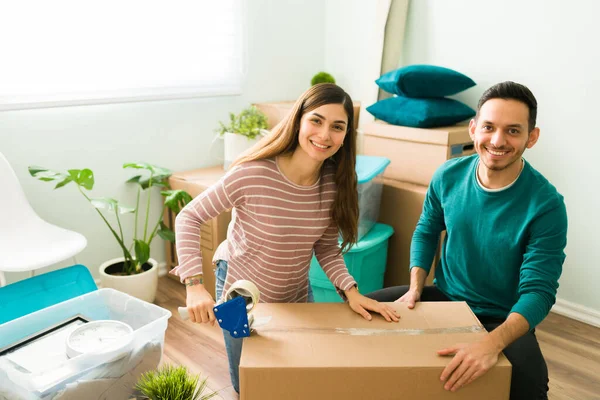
[0,152,87,287]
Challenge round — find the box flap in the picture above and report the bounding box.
[363,120,470,146]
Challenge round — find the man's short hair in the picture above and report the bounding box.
[477,81,538,132]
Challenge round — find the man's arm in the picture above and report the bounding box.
[396,266,428,308]
[438,199,567,392]
[408,168,446,281]
[510,202,568,328]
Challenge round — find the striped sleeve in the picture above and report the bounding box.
[170,166,246,282]
[313,220,357,294]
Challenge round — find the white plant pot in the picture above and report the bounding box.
[223,132,261,170]
[99,257,159,303]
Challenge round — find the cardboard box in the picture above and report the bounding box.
[241,302,511,400]
[362,121,475,186]
[377,178,442,287]
[254,101,362,130]
[165,166,231,298]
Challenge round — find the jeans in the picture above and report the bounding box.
[366,285,549,400]
[215,260,314,393]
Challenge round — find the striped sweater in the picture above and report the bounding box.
[170,158,357,303]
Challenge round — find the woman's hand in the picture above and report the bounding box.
[345,287,400,322]
[186,285,217,325]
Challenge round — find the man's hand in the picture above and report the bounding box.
[437,337,501,392]
[186,285,217,326]
[394,288,421,309]
[345,287,400,322]
[396,267,427,308]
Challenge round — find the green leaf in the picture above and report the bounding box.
[126,175,142,184]
[29,166,68,182]
[90,197,119,211]
[67,169,81,180]
[55,177,73,189]
[136,174,171,190]
[162,189,193,213]
[67,169,94,190]
[158,222,176,242]
[28,166,49,176]
[123,163,172,177]
[29,166,79,190]
[125,165,172,189]
[134,240,150,266]
[91,198,134,214]
[76,169,94,190]
[123,162,153,170]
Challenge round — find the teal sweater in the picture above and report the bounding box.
[411,155,567,328]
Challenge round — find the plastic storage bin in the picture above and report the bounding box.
[310,223,394,302]
[356,155,390,240]
[0,288,171,399]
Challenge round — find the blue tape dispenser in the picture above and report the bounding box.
[179,280,260,338]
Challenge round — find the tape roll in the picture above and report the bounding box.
[224,279,260,313]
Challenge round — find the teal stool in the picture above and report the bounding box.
[0,264,97,325]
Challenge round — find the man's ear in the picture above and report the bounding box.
[527,127,540,149]
[469,118,477,141]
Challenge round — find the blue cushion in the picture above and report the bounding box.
[376,65,476,98]
[366,96,475,128]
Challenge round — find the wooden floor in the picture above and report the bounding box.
[156,277,600,400]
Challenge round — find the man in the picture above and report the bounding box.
[367,81,567,399]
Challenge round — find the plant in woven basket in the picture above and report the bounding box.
[135,364,218,400]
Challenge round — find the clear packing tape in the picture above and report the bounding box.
[253,325,485,336]
[180,280,484,337]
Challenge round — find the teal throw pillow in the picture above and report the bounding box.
[376,65,476,98]
[367,96,475,128]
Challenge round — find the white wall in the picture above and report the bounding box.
[0,0,325,284]
[401,0,600,313]
[324,0,392,131]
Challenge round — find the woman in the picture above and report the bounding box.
[171,83,399,393]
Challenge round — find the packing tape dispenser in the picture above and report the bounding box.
[178,280,270,338]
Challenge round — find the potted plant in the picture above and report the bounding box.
[311,71,336,86]
[135,364,217,400]
[29,163,192,303]
[216,105,269,169]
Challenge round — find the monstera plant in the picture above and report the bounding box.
[29,162,192,302]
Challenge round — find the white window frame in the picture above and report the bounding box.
[0,1,247,111]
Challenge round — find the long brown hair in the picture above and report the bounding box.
[232,83,358,253]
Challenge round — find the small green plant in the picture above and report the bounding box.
[29,163,192,276]
[311,71,336,86]
[216,105,268,139]
[135,364,217,400]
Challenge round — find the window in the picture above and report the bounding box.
[0,0,245,111]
